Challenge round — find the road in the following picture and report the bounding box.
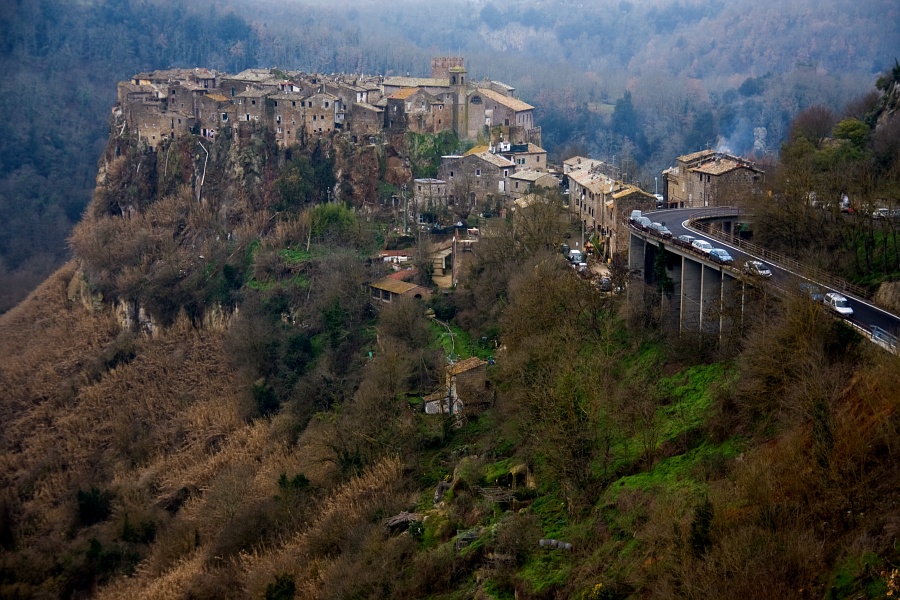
[642,207,900,341]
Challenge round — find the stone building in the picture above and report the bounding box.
[438,150,515,215]
[662,149,764,208]
[565,157,656,260]
[509,170,559,203]
[413,178,448,214]
[386,88,451,134]
[369,276,431,304]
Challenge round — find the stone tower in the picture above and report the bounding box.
[431,57,464,80]
[449,64,468,139]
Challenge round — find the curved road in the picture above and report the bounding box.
[643,207,900,340]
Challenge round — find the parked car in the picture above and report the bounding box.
[708,248,734,265]
[691,239,713,254]
[560,243,570,257]
[599,277,613,292]
[568,249,584,264]
[634,216,652,230]
[743,260,772,278]
[824,292,854,317]
[630,209,643,221]
[676,234,696,248]
[799,282,824,302]
[649,222,672,237]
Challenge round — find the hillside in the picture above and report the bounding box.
[4,89,900,600]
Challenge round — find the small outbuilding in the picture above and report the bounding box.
[369,276,431,304]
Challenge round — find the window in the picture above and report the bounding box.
[222,113,228,121]
[245,114,250,121]
[277,127,282,133]
[277,115,281,123]
[450,171,454,178]
[292,101,296,107]
[325,101,329,108]
[230,87,235,97]
[313,115,317,121]
[476,169,481,177]
[504,169,509,177]
[251,99,256,106]
[536,156,540,162]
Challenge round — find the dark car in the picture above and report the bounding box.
[799,282,824,302]
[599,277,612,292]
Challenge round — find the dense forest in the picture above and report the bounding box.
[1,58,900,598]
[1,0,897,311]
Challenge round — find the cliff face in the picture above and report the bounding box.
[0,119,397,598]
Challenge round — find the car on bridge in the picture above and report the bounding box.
[691,239,713,254]
[649,222,672,237]
[742,260,772,278]
[708,248,734,265]
[824,292,854,318]
[799,282,825,303]
[634,216,652,230]
[675,234,696,249]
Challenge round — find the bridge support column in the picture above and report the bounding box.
[680,256,702,333]
[700,264,723,334]
[629,232,646,275]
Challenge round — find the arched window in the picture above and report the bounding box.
[470,95,482,105]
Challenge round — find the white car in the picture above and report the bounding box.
[824,292,854,318]
[691,239,713,254]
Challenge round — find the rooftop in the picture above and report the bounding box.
[383,76,449,88]
[474,87,534,112]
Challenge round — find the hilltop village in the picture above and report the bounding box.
[116,57,763,262]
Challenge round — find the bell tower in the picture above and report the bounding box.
[449,64,468,139]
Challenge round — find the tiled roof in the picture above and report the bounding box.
[389,87,420,100]
[383,77,449,88]
[448,357,487,376]
[692,158,761,176]
[370,277,419,294]
[474,152,515,168]
[475,87,534,112]
[677,149,716,164]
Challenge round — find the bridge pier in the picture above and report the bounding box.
[629,230,746,339]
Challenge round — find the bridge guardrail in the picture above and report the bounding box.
[687,210,869,299]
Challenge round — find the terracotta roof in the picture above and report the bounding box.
[447,357,487,376]
[475,88,534,112]
[387,268,418,281]
[389,87,420,100]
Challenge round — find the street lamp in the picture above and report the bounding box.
[655,176,658,195]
